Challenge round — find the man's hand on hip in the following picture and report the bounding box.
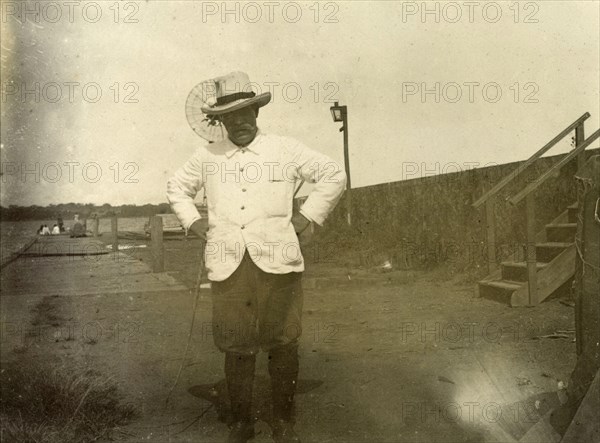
[292,212,311,236]
[189,219,208,241]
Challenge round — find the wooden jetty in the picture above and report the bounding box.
[1,223,183,298]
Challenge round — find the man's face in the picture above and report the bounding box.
[220,106,258,146]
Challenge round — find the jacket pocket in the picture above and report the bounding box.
[263,180,290,216]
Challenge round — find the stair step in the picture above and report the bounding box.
[536,242,573,262]
[478,202,578,305]
[567,204,579,223]
[545,223,577,242]
[501,261,549,281]
[478,279,523,303]
[483,280,523,290]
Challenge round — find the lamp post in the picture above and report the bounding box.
[330,101,352,225]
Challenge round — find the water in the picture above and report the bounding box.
[96,217,149,233]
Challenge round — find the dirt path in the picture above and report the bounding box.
[1,236,577,442]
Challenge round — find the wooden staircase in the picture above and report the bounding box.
[478,203,578,306]
[473,112,599,307]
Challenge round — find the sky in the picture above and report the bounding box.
[1,0,599,206]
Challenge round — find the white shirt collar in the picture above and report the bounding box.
[223,129,262,158]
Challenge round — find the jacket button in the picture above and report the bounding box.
[241,225,245,229]
[240,167,244,172]
[241,206,245,210]
[242,188,247,192]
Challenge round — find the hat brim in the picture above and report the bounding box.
[201,92,271,116]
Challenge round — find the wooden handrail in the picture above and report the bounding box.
[472,112,591,208]
[509,129,599,205]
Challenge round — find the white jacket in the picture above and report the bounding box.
[167,131,346,281]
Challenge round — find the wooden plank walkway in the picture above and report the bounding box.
[0,237,38,269]
[19,235,111,256]
[1,236,186,297]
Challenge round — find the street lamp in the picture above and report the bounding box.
[330,104,344,123]
[330,101,352,225]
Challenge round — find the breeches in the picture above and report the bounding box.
[211,252,303,354]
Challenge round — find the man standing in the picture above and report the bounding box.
[167,71,346,443]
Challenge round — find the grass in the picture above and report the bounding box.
[29,295,63,328]
[0,358,136,442]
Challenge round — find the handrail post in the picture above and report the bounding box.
[525,193,537,305]
[150,216,164,273]
[575,122,585,172]
[485,199,497,273]
[111,216,118,258]
[93,217,99,237]
[343,109,352,226]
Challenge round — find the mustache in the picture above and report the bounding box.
[231,125,253,131]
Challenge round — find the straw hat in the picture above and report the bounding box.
[200,71,271,115]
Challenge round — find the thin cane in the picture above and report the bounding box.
[165,240,206,406]
[294,179,305,198]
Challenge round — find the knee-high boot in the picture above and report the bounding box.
[268,344,300,443]
[225,352,256,443]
